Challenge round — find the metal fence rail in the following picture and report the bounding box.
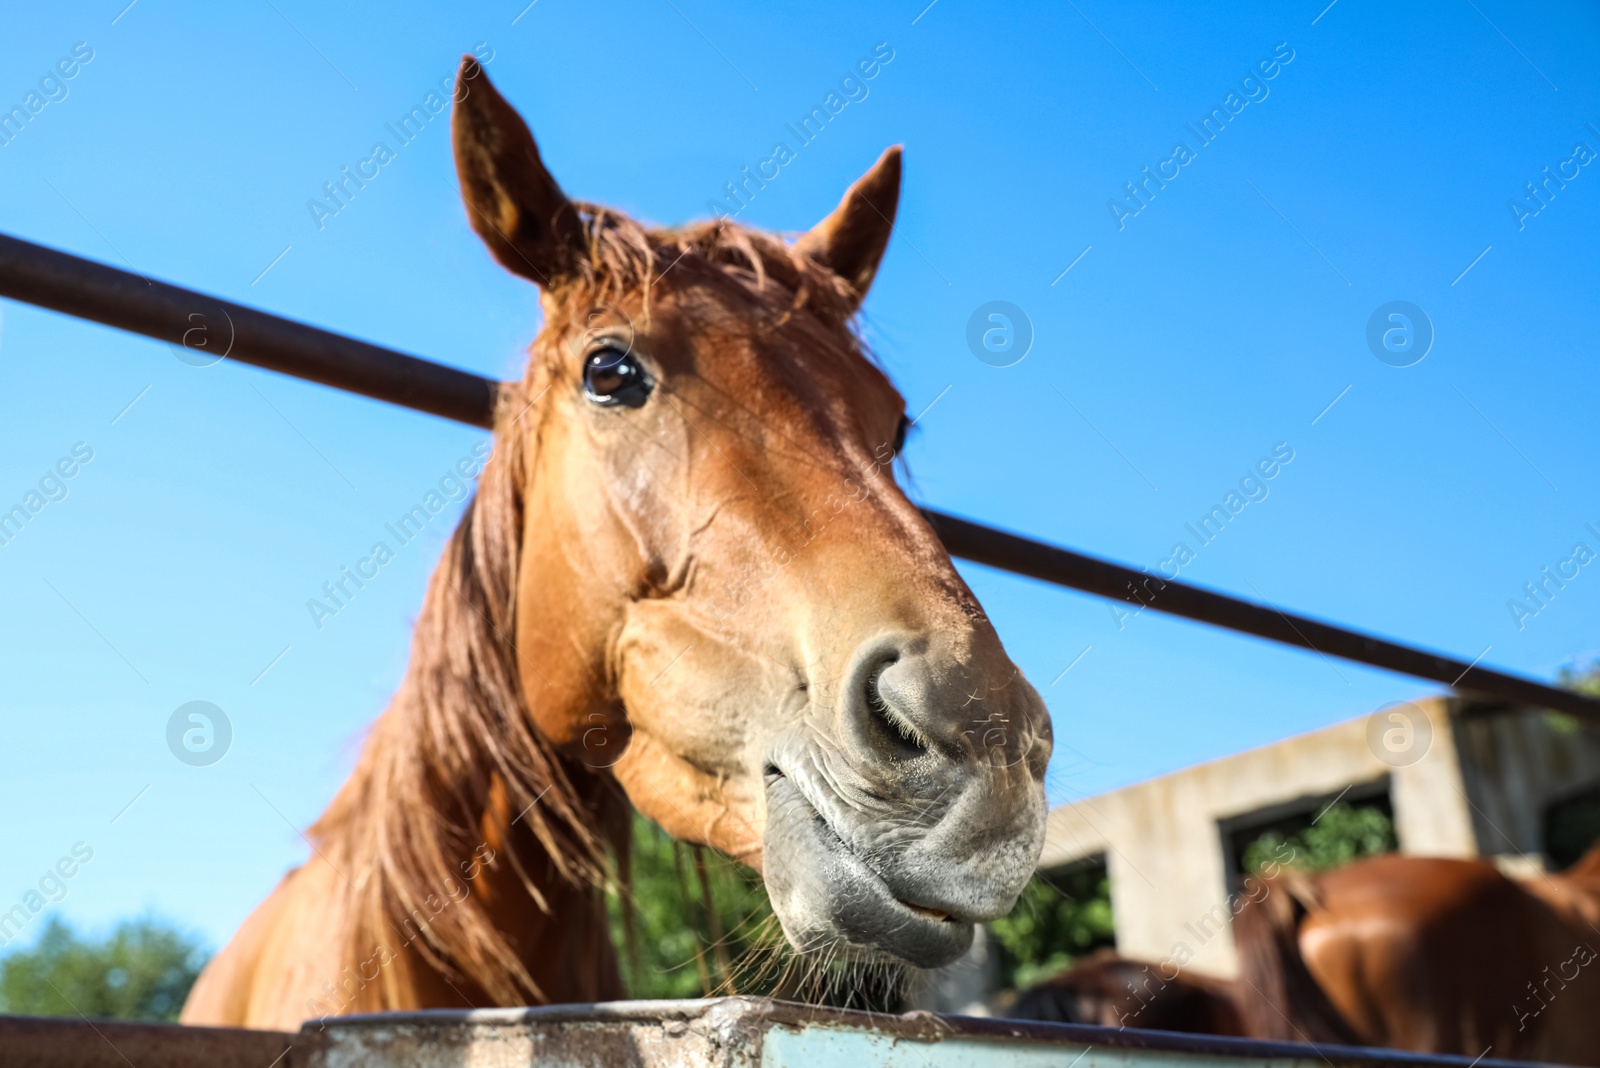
[4,230,1596,722]
[0,997,1550,1068]
[0,232,495,427]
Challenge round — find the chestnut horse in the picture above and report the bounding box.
[1007,949,1245,1036]
[1014,844,1600,1064]
[181,57,1051,1030]
[1232,843,1600,1064]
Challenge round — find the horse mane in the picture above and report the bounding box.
[309,374,617,1005]
[306,205,863,1008]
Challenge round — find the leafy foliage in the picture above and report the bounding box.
[604,814,785,999]
[1559,657,1600,698]
[1240,802,1397,876]
[1548,657,1600,735]
[989,866,1115,990]
[600,815,938,1010]
[0,918,206,1021]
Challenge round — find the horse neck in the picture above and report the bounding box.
[311,434,625,1007]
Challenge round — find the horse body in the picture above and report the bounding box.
[1010,846,1600,1063]
[184,56,1052,1029]
[1232,846,1600,1063]
[1006,950,1244,1036]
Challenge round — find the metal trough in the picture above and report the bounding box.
[0,998,1552,1068]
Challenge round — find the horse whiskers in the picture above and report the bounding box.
[723,936,909,1013]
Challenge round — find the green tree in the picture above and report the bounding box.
[1559,657,1600,698]
[989,866,1115,990]
[0,918,206,1021]
[1241,802,1397,876]
[1548,657,1600,736]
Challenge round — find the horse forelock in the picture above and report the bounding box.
[556,202,865,332]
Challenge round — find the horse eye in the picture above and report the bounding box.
[583,347,651,408]
[892,415,911,454]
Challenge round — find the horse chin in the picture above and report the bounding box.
[762,770,977,969]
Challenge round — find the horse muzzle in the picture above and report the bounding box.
[760,633,1051,968]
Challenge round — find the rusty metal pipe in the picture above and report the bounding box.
[0,232,497,428]
[2,230,1595,722]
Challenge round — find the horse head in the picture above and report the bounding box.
[454,57,1051,970]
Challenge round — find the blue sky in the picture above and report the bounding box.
[1,0,1597,952]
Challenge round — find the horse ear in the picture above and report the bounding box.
[796,145,902,308]
[451,56,584,287]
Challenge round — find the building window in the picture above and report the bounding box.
[1217,778,1396,893]
[1544,783,1600,871]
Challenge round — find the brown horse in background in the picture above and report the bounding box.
[1232,844,1600,1064]
[1007,949,1244,1036]
[1014,845,1600,1063]
[181,57,1052,1029]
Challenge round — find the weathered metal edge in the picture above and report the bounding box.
[0,1013,294,1068]
[306,996,1554,1068]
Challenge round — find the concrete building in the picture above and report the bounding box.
[1039,696,1600,978]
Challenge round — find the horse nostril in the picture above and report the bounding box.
[865,659,931,760]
